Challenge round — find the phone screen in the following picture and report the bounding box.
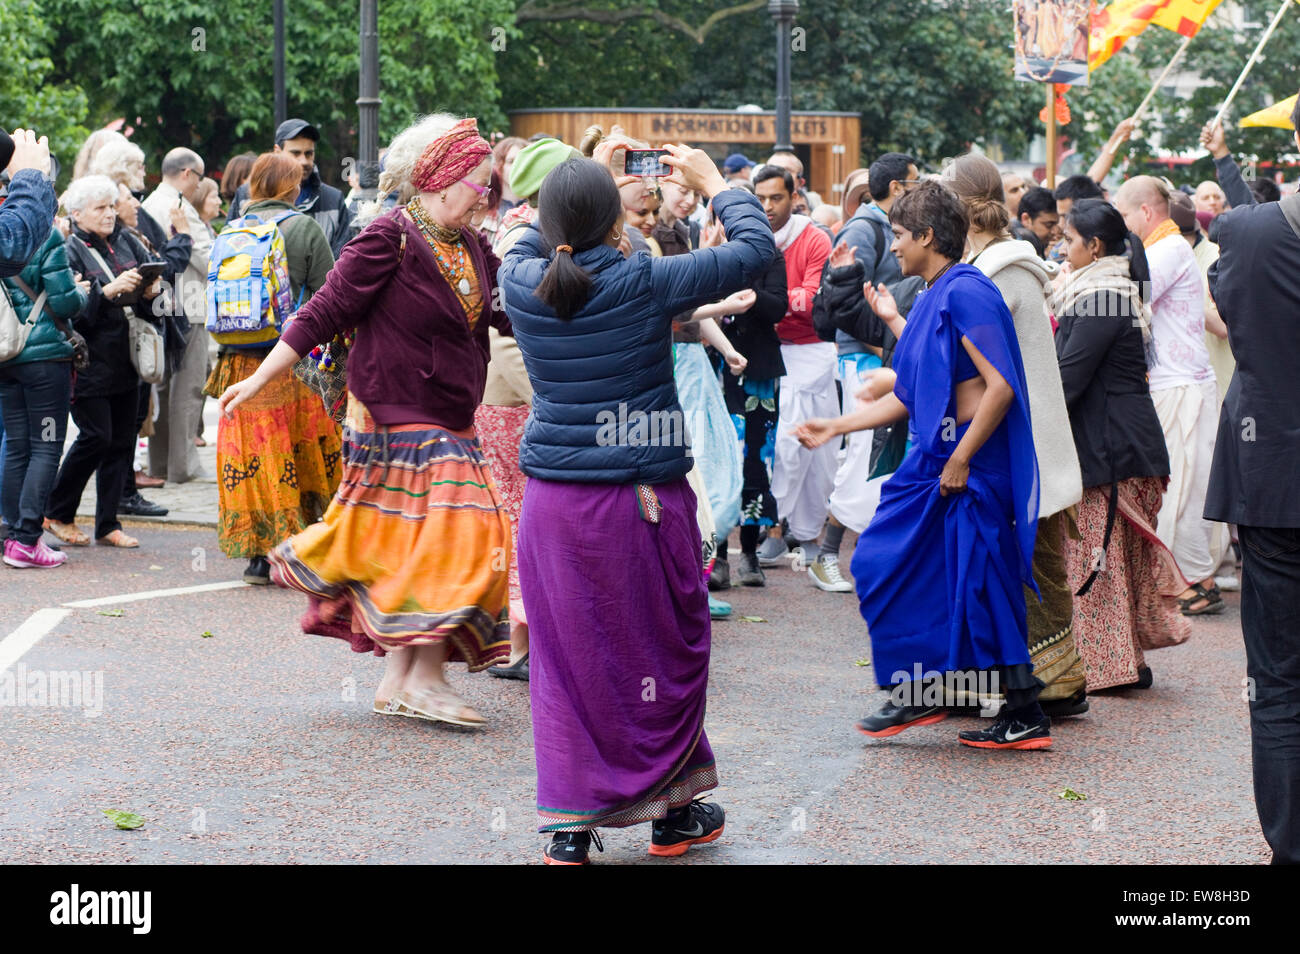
[624,149,670,178]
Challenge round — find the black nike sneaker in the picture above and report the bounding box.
[855,699,948,738]
[958,711,1053,750]
[649,800,725,857]
[543,829,603,865]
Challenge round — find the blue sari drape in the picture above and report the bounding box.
[849,264,1040,685]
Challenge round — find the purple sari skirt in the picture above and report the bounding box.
[519,477,718,832]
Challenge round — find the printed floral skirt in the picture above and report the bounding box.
[473,402,530,625]
[204,351,341,559]
[269,393,510,667]
[1065,478,1191,690]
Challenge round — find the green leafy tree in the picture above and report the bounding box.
[499,0,1047,168]
[0,0,90,179]
[42,0,517,184]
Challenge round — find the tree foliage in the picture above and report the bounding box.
[10,0,1300,191]
[0,0,89,176]
[40,0,517,185]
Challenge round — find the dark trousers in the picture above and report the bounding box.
[1238,524,1300,864]
[46,389,137,539]
[0,361,72,545]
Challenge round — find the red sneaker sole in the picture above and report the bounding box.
[958,736,1053,750]
[856,711,948,738]
[648,823,724,857]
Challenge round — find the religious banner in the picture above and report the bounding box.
[1015,0,1092,85]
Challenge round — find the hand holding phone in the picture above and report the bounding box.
[623,149,670,178]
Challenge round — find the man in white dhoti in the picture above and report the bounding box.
[1116,176,1225,615]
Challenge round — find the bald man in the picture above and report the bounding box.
[1001,172,1028,219]
[142,147,213,484]
[1114,176,1224,616]
[1194,179,1226,218]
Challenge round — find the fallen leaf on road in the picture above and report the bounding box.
[1058,788,1088,801]
[738,616,767,623]
[96,609,124,617]
[149,565,163,571]
[201,631,214,638]
[854,658,871,667]
[101,809,145,830]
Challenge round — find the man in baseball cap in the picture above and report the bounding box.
[228,117,353,256]
[723,153,755,183]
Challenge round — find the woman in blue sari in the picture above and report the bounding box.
[796,181,1051,750]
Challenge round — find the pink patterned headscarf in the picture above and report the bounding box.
[411,118,492,194]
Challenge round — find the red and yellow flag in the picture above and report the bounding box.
[1090,0,1170,71]
[1089,0,1225,71]
[1151,0,1225,37]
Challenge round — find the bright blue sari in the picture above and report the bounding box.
[849,264,1040,686]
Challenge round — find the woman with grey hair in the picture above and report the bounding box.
[43,175,167,549]
[92,138,195,505]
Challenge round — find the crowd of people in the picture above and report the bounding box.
[1,94,1298,865]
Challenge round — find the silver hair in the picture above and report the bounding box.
[72,129,127,180]
[89,140,146,186]
[357,113,459,225]
[63,175,121,214]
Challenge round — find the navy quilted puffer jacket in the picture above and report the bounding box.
[500,187,774,484]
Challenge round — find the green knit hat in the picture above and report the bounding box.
[509,138,579,200]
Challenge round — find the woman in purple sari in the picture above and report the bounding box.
[797,181,1051,750]
[499,146,775,864]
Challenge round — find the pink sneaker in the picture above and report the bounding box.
[3,538,68,568]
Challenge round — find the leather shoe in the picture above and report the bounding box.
[119,492,168,517]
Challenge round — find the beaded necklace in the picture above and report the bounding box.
[407,197,474,298]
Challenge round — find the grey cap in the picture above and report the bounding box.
[275,119,319,145]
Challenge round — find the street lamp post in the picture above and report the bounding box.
[356,0,381,208]
[769,0,799,154]
[274,0,286,128]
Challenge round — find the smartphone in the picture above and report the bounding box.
[624,149,670,178]
[136,261,167,284]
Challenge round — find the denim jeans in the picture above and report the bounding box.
[0,360,72,545]
[1239,524,1300,864]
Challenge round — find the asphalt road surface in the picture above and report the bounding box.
[0,524,1267,864]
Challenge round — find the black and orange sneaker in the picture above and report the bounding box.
[543,830,602,865]
[958,712,1053,750]
[855,700,948,738]
[649,800,725,857]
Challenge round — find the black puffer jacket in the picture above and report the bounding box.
[64,222,165,398]
[720,247,787,380]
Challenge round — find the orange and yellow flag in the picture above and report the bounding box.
[1089,0,1224,71]
[1089,0,1171,71]
[1151,0,1226,37]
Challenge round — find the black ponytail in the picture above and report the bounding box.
[1067,198,1150,300]
[534,157,621,319]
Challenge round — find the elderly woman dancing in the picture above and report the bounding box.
[218,116,514,727]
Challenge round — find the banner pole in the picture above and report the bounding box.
[1046,84,1058,187]
[1212,0,1294,128]
[1108,32,1195,155]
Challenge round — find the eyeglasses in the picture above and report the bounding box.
[458,178,490,197]
[899,179,923,191]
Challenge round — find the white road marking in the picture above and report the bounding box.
[0,608,71,674]
[62,580,248,608]
[2,580,251,673]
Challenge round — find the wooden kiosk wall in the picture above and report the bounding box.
[508,108,861,205]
